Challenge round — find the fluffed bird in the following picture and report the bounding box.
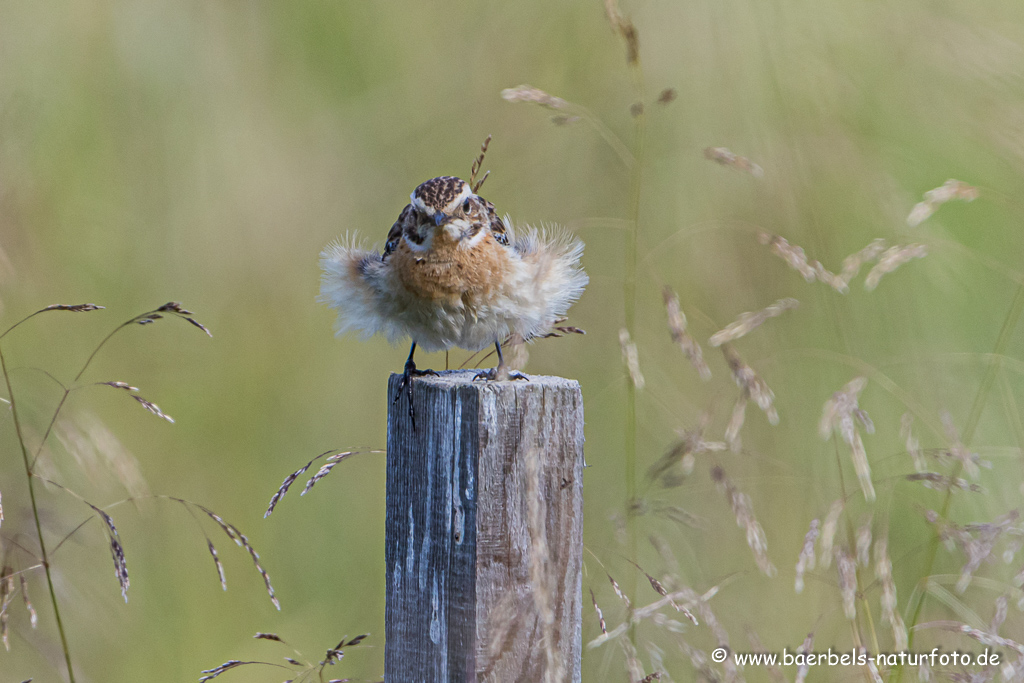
[320,175,588,427]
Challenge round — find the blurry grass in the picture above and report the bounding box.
[0,0,1023,681]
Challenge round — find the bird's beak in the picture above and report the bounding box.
[432,212,449,227]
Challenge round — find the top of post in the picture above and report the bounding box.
[388,369,580,390]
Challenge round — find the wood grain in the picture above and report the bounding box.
[385,370,583,683]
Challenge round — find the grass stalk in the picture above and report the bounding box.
[0,303,200,680]
[1,345,77,682]
[29,316,140,470]
[622,36,647,623]
[895,280,1024,683]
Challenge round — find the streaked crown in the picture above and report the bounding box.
[410,176,473,219]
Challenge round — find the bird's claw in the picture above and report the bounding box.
[473,366,529,382]
[394,361,438,431]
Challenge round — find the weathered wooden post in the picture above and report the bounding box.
[384,370,584,682]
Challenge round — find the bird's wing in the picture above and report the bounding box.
[383,204,413,259]
[511,225,589,339]
[319,235,396,340]
[482,199,510,246]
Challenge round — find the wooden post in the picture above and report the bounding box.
[385,370,584,683]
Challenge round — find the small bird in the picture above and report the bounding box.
[320,175,588,426]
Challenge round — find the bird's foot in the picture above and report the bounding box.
[473,364,528,382]
[394,361,439,430]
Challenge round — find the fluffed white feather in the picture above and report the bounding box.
[319,223,587,353]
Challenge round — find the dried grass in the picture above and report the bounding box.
[840,239,888,284]
[2,10,1018,681]
[709,298,798,347]
[745,627,786,683]
[608,572,632,609]
[835,547,857,620]
[722,344,778,427]
[758,232,929,294]
[793,631,816,683]
[724,391,748,453]
[41,303,104,313]
[604,0,639,65]
[628,560,697,625]
[855,516,873,567]
[906,472,983,493]
[198,660,251,682]
[758,232,817,282]
[622,637,646,681]
[711,465,776,577]
[916,620,1024,655]
[130,395,174,423]
[864,244,928,291]
[591,589,607,636]
[901,412,926,472]
[819,499,844,569]
[265,449,383,517]
[619,327,645,390]
[941,411,984,480]
[524,446,563,683]
[647,414,725,486]
[907,179,980,226]
[19,574,37,630]
[794,518,819,594]
[84,503,129,602]
[56,412,150,498]
[704,147,764,178]
[991,595,1008,635]
[206,540,226,591]
[481,591,520,678]
[820,376,876,501]
[656,88,676,105]
[192,502,280,610]
[469,134,492,193]
[0,299,232,680]
[588,582,719,649]
[663,287,710,381]
[874,537,908,650]
[0,565,13,651]
[501,85,568,110]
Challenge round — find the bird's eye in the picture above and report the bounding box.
[462,199,472,213]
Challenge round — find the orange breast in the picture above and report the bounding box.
[391,234,510,302]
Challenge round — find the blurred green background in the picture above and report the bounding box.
[2,0,1024,681]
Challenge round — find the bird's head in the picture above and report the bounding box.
[408,176,486,246]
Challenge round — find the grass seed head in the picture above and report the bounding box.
[709,297,798,347]
[819,500,844,569]
[758,232,816,281]
[836,547,857,620]
[711,466,776,577]
[619,328,645,389]
[864,244,928,291]
[907,179,979,226]
[42,303,104,313]
[500,85,567,110]
[705,146,764,177]
[663,287,710,380]
[795,518,820,594]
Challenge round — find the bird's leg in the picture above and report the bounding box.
[394,341,438,430]
[474,341,528,381]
